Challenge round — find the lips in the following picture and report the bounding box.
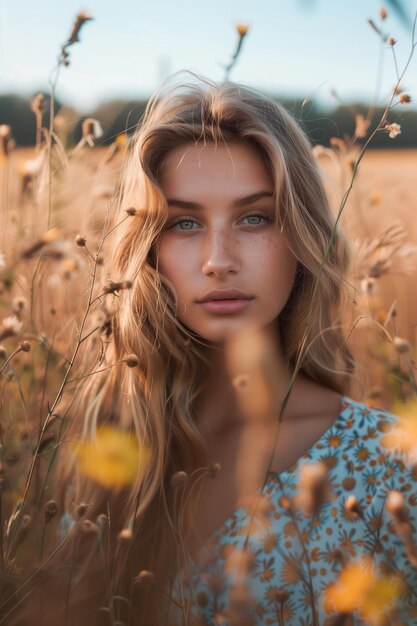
[198,298,253,314]
[197,288,253,303]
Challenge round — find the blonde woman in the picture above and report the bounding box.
[9,72,417,626]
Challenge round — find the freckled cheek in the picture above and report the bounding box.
[155,241,196,285]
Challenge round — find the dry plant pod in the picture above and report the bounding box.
[294,461,332,516]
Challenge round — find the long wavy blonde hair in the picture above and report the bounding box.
[31,71,356,625]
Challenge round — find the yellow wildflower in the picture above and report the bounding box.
[323,557,403,625]
[74,426,150,489]
[379,397,417,464]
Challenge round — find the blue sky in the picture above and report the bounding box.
[0,0,416,113]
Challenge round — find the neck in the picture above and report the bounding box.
[193,323,293,438]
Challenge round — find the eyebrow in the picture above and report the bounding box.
[166,191,275,210]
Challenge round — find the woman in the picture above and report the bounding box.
[8,71,417,626]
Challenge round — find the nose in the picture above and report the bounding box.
[201,229,240,278]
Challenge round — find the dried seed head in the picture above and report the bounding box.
[80,519,100,534]
[135,570,155,584]
[31,94,45,116]
[295,461,331,516]
[41,227,62,244]
[125,207,137,216]
[96,513,108,527]
[81,117,103,141]
[104,280,133,295]
[386,122,401,139]
[75,234,87,247]
[344,495,363,517]
[76,503,88,519]
[118,528,133,542]
[380,6,387,20]
[0,125,11,139]
[232,374,251,390]
[355,114,371,139]
[67,11,94,46]
[386,490,409,524]
[171,470,188,488]
[44,500,58,523]
[20,341,31,353]
[279,494,293,512]
[124,354,140,368]
[208,462,221,479]
[393,336,410,355]
[1,315,23,339]
[360,277,376,294]
[12,296,26,318]
[235,23,249,37]
[399,93,411,104]
[389,37,396,46]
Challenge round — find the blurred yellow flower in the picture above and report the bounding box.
[74,426,150,489]
[115,132,128,146]
[380,397,417,464]
[323,558,403,625]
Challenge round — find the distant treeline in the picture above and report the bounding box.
[1,92,417,149]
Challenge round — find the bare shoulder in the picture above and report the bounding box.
[286,377,344,424]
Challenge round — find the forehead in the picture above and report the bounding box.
[158,140,273,194]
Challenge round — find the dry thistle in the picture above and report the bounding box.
[44,500,58,524]
[389,37,396,46]
[124,354,140,368]
[125,207,138,216]
[20,341,31,353]
[380,6,388,20]
[75,234,87,247]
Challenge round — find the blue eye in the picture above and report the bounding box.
[170,219,198,231]
[243,214,269,225]
[168,213,273,232]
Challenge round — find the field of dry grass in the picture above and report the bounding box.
[1,7,417,624]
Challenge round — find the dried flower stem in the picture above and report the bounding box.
[4,210,126,564]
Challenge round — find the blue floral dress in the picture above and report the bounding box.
[167,395,417,626]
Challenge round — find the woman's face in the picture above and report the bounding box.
[154,140,298,344]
